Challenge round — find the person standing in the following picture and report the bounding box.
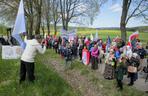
[20,35,47,83]
[115,55,126,91]
[91,44,99,70]
[127,53,140,86]
[104,49,115,79]
[78,39,84,60]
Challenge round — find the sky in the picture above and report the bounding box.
[88,0,147,28]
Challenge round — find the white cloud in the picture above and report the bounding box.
[109,3,122,13]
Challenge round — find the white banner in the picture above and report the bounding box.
[60,29,77,39]
[2,46,23,59]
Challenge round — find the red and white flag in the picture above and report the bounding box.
[128,31,139,42]
[82,48,90,65]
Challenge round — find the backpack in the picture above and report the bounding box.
[143,66,148,73]
[64,48,72,60]
[137,48,146,59]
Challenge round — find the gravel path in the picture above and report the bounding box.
[44,58,102,96]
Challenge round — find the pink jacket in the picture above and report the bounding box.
[91,48,99,58]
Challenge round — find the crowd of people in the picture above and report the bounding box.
[43,34,148,91]
[0,35,17,45]
[0,34,148,91]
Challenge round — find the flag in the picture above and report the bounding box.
[84,37,88,43]
[94,32,99,41]
[12,0,26,49]
[90,34,93,41]
[82,48,90,65]
[127,41,132,47]
[129,31,139,42]
[107,36,111,46]
[106,36,111,53]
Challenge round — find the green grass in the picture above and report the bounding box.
[0,51,79,96]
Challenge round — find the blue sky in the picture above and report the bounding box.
[89,0,147,28]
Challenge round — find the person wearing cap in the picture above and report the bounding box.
[20,35,47,83]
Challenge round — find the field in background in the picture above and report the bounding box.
[0,26,148,45]
[51,28,148,46]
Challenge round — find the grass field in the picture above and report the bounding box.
[0,50,79,96]
[0,48,147,96]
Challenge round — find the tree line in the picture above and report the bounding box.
[0,0,147,41]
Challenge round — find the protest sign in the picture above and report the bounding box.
[60,29,77,40]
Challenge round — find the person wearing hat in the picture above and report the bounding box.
[20,35,47,83]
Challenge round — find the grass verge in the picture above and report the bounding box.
[0,51,78,96]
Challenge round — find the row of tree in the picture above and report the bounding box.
[0,0,105,35]
[0,0,147,41]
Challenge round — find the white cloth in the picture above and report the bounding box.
[21,39,46,62]
[123,46,132,59]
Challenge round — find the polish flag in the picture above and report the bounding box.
[129,31,139,42]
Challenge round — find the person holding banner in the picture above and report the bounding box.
[20,35,47,83]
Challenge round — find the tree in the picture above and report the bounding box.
[25,0,34,37]
[59,0,106,30]
[120,0,148,42]
[51,0,61,35]
[34,0,42,35]
[43,0,52,35]
[0,0,43,36]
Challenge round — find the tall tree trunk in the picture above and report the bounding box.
[46,19,50,35]
[35,0,42,35]
[120,0,130,42]
[28,17,33,37]
[42,25,45,37]
[35,10,42,34]
[54,22,57,36]
[28,0,34,37]
[120,23,126,42]
[65,20,68,31]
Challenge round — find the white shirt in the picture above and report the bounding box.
[21,39,46,62]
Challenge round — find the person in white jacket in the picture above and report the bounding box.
[20,35,46,83]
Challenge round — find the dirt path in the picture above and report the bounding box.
[47,60,101,96]
[40,50,148,96]
[42,56,102,96]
